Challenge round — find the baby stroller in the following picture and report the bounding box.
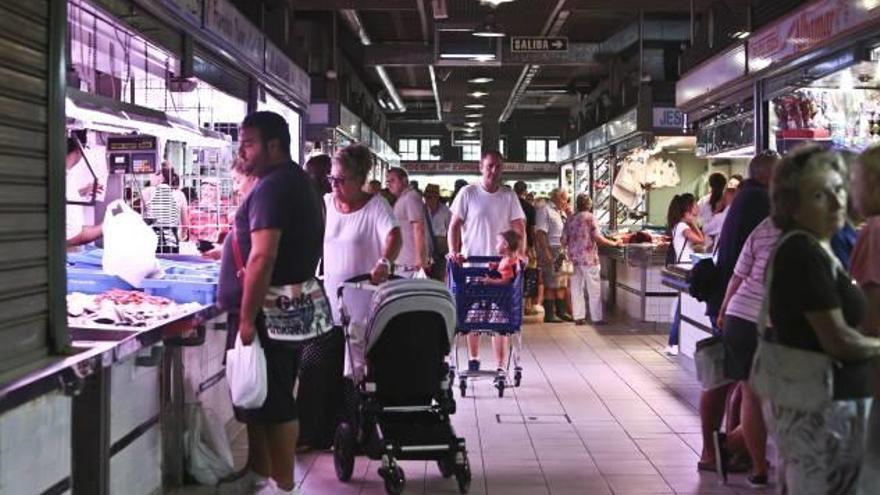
[447,256,524,398]
[333,275,472,495]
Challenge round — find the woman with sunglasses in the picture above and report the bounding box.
[323,144,401,384]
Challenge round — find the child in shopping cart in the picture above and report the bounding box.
[478,230,523,285]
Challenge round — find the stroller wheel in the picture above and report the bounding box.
[459,378,467,397]
[455,453,472,494]
[495,378,505,398]
[437,454,455,478]
[381,465,406,495]
[514,369,522,387]
[333,422,356,482]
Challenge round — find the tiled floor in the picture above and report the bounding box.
[177,319,768,494]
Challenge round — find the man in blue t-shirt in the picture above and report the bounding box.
[217,111,323,495]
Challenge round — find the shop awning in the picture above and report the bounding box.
[66,89,230,149]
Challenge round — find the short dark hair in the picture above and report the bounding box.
[513,181,527,195]
[388,167,409,181]
[67,136,81,156]
[241,111,291,156]
[500,229,521,253]
[482,149,504,162]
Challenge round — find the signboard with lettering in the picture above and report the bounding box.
[402,162,558,174]
[748,0,880,72]
[265,42,311,105]
[652,107,686,129]
[204,0,263,67]
[511,37,568,52]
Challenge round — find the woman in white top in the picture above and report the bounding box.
[697,172,728,227]
[323,144,401,380]
[666,193,705,354]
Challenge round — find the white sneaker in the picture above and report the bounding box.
[216,470,270,494]
[664,345,679,356]
[255,479,299,495]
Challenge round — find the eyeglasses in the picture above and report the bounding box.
[326,175,350,187]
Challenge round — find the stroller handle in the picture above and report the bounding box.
[336,273,402,299]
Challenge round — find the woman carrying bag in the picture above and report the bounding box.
[752,146,880,495]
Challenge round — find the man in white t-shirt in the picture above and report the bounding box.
[449,150,525,375]
[387,167,430,278]
[65,137,102,248]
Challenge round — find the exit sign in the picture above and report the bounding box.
[510,37,568,52]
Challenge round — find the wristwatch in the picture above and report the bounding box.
[377,257,395,274]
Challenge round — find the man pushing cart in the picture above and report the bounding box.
[447,150,526,397]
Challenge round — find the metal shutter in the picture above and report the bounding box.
[0,0,67,373]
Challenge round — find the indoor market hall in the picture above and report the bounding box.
[2,0,879,495]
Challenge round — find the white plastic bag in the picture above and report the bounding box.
[225,333,268,409]
[102,199,160,286]
[185,404,234,485]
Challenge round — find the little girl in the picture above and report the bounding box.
[481,230,523,285]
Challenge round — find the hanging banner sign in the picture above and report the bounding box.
[402,162,558,174]
[204,0,263,67]
[511,37,568,52]
[748,0,880,72]
[652,107,686,129]
[265,42,311,105]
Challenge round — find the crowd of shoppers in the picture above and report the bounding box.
[207,109,880,494]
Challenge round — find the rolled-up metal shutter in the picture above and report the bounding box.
[0,0,67,373]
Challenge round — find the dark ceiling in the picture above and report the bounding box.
[294,0,738,131]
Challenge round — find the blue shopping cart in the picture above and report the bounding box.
[447,256,523,398]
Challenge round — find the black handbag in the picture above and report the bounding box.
[688,257,718,302]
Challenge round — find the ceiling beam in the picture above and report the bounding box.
[363,42,605,67]
[291,0,414,11]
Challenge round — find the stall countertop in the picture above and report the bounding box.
[661,264,693,292]
[599,243,670,266]
[0,305,221,416]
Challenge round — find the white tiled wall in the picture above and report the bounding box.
[644,296,676,323]
[0,392,71,494]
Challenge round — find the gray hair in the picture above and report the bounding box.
[771,145,845,231]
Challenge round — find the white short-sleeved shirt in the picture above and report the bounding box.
[429,203,452,238]
[323,194,398,326]
[66,205,84,242]
[697,194,714,227]
[394,188,430,267]
[535,203,565,247]
[672,221,696,263]
[702,207,729,252]
[449,184,525,257]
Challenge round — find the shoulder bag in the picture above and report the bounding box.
[688,241,720,302]
[748,230,836,412]
[231,228,333,344]
[694,335,732,390]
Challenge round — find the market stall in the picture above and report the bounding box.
[660,263,714,359]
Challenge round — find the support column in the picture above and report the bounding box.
[72,366,110,495]
[753,80,768,152]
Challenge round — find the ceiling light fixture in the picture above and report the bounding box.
[465,103,485,109]
[473,15,506,38]
[731,30,750,39]
[468,77,494,84]
[469,91,489,98]
[480,0,515,6]
[439,53,496,60]
[465,122,478,127]
[465,113,483,118]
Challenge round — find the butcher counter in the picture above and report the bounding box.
[600,243,678,325]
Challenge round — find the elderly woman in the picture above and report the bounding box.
[761,146,880,494]
[561,194,618,325]
[324,144,401,381]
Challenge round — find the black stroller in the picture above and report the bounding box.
[333,275,472,495]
